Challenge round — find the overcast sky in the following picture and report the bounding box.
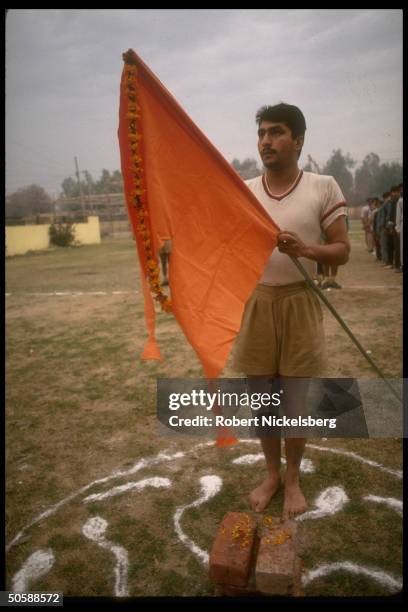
[6,9,402,197]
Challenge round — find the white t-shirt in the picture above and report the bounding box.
[396,197,403,233]
[245,170,347,286]
[361,204,370,221]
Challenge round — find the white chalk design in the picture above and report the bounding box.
[306,444,402,479]
[302,561,402,593]
[7,442,214,551]
[364,495,403,516]
[12,549,55,593]
[83,477,171,503]
[237,439,402,479]
[6,439,402,596]
[297,486,349,522]
[173,475,222,566]
[82,516,129,597]
[232,453,264,465]
[232,453,315,473]
[7,439,401,552]
[295,458,315,474]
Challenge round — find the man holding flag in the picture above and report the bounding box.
[232,103,350,518]
[119,52,350,520]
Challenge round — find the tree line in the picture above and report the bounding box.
[6,169,125,219]
[6,152,403,219]
[232,150,402,204]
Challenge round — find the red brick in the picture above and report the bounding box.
[292,557,305,597]
[214,554,304,598]
[214,556,259,596]
[255,519,298,595]
[209,512,257,587]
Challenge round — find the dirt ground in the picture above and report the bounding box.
[5,223,403,597]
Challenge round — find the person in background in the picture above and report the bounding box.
[378,192,391,267]
[320,211,349,289]
[395,183,403,273]
[367,198,376,256]
[387,185,401,271]
[320,263,342,289]
[159,239,172,286]
[361,198,374,253]
[372,197,382,262]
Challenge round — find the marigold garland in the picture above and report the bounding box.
[122,53,172,314]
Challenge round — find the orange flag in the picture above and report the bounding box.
[118,49,279,380]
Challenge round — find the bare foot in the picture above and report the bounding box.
[282,479,307,520]
[249,475,281,513]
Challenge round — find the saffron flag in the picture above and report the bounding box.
[118,49,279,380]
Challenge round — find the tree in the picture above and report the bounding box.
[111,170,124,193]
[353,154,402,203]
[373,162,403,196]
[60,169,124,196]
[61,176,80,198]
[6,184,53,218]
[322,149,355,203]
[82,170,94,195]
[303,154,321,174]
[231,157,262,180]
[94,169,113,194]
[353,153,380,204]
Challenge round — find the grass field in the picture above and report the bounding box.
[6,221,403,597]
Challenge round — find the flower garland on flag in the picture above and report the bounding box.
[123,52,172,313]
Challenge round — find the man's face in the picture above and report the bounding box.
[257,120,303,170]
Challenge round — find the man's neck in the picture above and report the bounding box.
[264,164,300,194]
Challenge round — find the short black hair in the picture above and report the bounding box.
[256,103,306,138]
[383,192,390,199]
[390,185,400,193]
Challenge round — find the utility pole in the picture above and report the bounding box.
[81,170,93,214]
[74,156,86,218]
[306,154,321,175]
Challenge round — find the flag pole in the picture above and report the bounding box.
[290,256,402,405]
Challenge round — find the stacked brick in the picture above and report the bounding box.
[210,512,303,597]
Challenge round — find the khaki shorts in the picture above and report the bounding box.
[231,281,327,377]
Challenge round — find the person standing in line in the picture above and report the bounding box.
[395,183,403,273]
[378,192,391,267]
[372,197,382,262]
[387,185,401,271]
[361,198,374,253]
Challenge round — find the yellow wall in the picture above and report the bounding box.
[6,224,50,256]
[73,216,101,246]
[5,216,101,257]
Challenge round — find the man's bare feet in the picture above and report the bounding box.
[282,479,307,520]
[249,475,281,513]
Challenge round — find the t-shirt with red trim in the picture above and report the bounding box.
[245,170,347,286]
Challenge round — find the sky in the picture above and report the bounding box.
[5,9,403,197]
